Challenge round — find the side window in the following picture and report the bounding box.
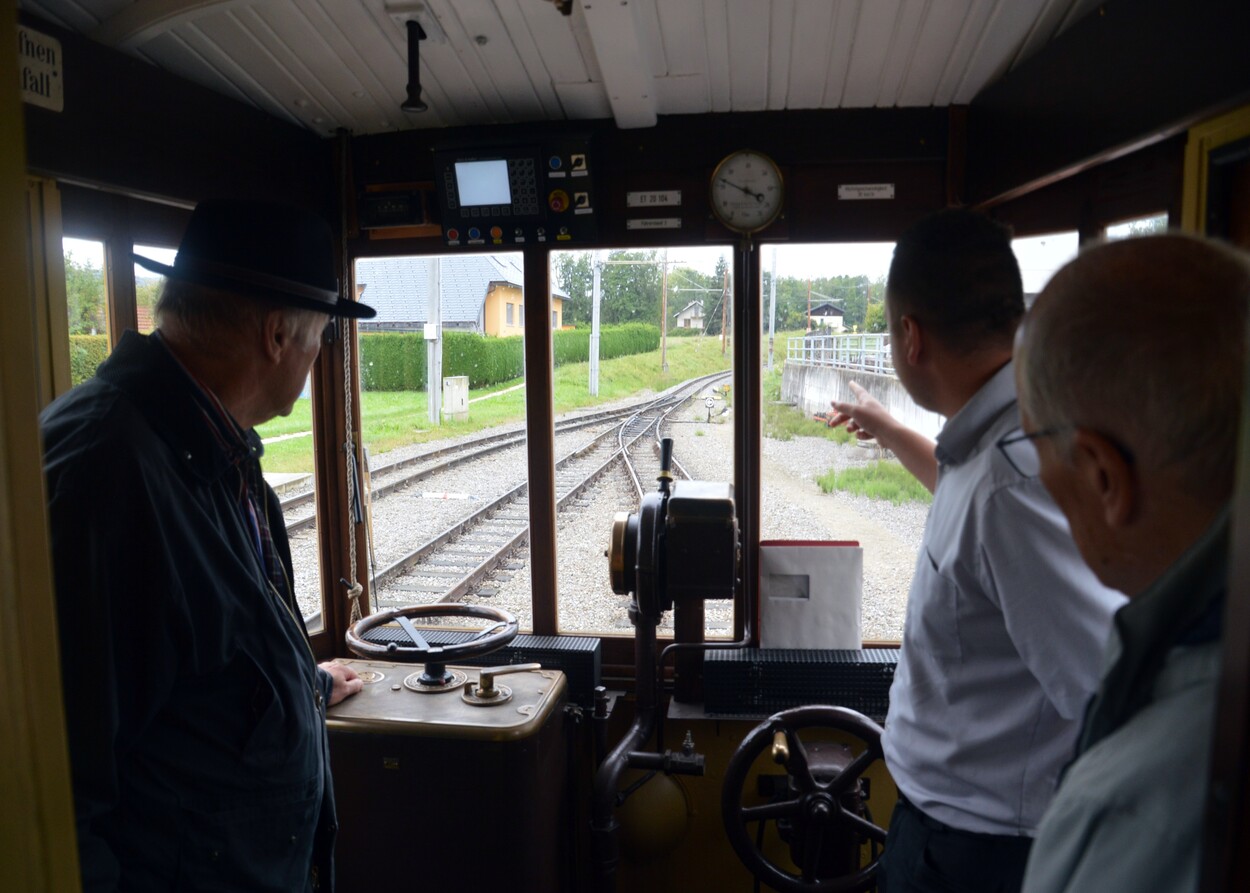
[507,302,515,325]
[1105,212,1168,240]
[133,244,176,334]
[62,237,110,385]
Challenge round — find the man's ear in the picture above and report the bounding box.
[259,309,287,364]
[899,314,923,366]
[1069,429,1137,528]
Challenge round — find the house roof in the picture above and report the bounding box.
[676,300,703,315]
[354,254,567,326]
[810,302,845,316]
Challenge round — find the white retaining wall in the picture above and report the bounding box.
[781,363,945,441]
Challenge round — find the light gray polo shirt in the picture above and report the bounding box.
[881,361,1125,836]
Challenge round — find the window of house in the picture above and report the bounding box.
[507,302,515,325]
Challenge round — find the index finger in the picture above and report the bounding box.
[848,381,869,400]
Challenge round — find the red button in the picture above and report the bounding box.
[446,228,459,240]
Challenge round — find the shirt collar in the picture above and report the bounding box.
[934,360,1016,465]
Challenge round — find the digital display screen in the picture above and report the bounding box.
[454,159,512,207]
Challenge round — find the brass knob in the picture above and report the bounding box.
[771,730,789,764]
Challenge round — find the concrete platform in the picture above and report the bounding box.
[264,472,312,495]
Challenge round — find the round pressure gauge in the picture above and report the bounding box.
[710,150,784,234]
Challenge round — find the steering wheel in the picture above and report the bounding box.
[344,604,518,684]
[721,705,887,893]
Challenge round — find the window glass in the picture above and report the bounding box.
[347,252,535,631]
[1012,231,1080,306]
[1105,212,1168,241]
[546,246,735,638]
[763,243,923,645]
[62,237,110,384]
[133,244,176,334]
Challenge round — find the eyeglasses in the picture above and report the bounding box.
[997,425,1138,477]
[995,427,1065,477]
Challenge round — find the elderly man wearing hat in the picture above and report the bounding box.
[41,200,376,892]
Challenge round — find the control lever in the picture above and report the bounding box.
[462,662,543,706]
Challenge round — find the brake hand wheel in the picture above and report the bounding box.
[721,705,887,893]
[345,603,518,685]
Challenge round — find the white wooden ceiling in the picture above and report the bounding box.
[21,0,1104,136]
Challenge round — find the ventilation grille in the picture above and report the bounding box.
[703,648,899,720]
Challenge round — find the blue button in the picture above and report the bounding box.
[468,227,481,239]
[548,156,562,170]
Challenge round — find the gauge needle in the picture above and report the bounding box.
[719,177,765,203]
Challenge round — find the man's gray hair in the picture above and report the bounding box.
[1018,233,1250,504]
[154,278,326,351]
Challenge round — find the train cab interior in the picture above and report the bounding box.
[3,0,1250,890]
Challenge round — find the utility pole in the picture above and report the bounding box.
[590,253,602,396]
[426,256,442,424]
[767,246,777,370]
[661,247,669,372]
[806,278,812,333]
[721,267,729,357]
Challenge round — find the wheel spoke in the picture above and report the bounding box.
[840,807,888,843]
[741,798,802,823]
[828,747,879,796]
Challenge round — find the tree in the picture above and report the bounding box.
[64,251,106,335]
[136,278,162,329]
[600,250,662,325]
[552,251,594,325]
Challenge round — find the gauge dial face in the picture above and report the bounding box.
[710,150,784,234]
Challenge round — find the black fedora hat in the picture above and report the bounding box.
[133,199,376,319]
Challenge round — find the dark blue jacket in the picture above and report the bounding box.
[41,331,337,892]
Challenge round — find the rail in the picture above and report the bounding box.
[786,333,894,377]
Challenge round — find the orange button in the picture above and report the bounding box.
[490,226,503,239]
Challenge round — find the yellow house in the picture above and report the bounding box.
[355,253,565,336]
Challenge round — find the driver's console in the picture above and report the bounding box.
[327,604,573,891]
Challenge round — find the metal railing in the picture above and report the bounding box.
[787,333,894,376]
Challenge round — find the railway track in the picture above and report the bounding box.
[351,372,731,610]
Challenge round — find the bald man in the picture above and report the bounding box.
[1014,234,1250,893]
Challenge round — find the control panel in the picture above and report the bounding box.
[432,138,598,247]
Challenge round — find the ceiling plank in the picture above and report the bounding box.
[949,0,1048,104]
[91,0,248,50]
[820,0,861,108]
[655,0,707,79]
[703,0,731,113]
[726,0,768,111]
[785,0,836,109]
[443,0,548,121]
[493,0,571,119]
[897,0,966,107]
[766,0,794,110]
[932,0,996,106]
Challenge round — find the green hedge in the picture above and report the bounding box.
[552,323,659,366]
[69,335,110,386]
[359,323,659,392]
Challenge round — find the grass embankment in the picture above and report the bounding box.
[258,335,731,474]
[816,461,933,505]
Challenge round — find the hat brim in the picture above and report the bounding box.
[133,252,377,319]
